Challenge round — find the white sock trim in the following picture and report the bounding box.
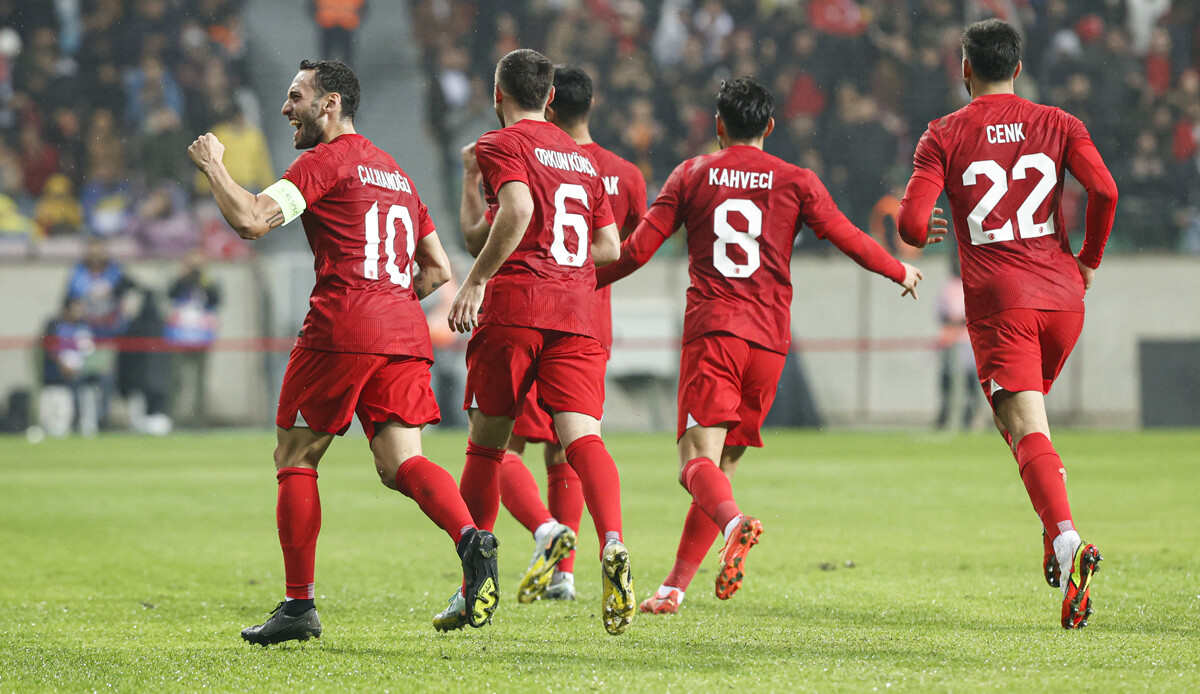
[657,585,684,602]
[723,515,743,540]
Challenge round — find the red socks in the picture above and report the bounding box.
[499,452,554,533]
[564,434,623,550]
[394,455,476,544]
[547,461,584,573]
[276,467,320,600]
[664,499,720,591]
[459,441,506,532]
[681,457,741,531]
[1015,433,1075,541]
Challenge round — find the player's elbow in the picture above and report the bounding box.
[235,222,268,240]
[593,239,619,267]
[1092,176,1119,207]
[425,263,452,289]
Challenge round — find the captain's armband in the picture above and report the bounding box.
[262,179,307,226]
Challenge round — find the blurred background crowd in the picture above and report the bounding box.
[420,0,1200,253]
[0,0,260,259]
[2,0,1199,437]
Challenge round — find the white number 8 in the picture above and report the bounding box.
[363,201,416,287]
[551,183,589,267]
[713,198,762,278]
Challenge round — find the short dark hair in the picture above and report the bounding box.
[551,65,593,125]
[496,49,554,111]
[716,77,774,140]
[961,19,1021,83]
[299,59,360,121]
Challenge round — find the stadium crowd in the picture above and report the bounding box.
[0,0,259,259]
[419,0,1200,252]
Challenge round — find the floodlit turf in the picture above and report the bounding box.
[1,429,1198,692]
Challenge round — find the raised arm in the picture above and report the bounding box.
[447,180,534,332]
[413,231,453,300]
[188,133,285,240]
[460,142,490,257]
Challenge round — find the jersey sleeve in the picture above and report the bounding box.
[638,160,687,237]
[416,200,436,240]
[800,171,906,283]
[592,177,617,231]
[475,130,529,194]
[595,164,683,288]
[896,174,943,248]
[1062,114,1118,269]
[281,149,339,206]
[622,164,649,235]
[911,128,946,187]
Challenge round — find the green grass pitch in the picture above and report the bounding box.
[2,429,1198,692]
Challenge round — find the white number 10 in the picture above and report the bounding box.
[364,201,415,287]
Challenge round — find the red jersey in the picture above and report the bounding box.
[910,93,1109,323]
[598,145,905,354]
[581,142,647,352]
[282,133,435,358]
[474,119,615,341]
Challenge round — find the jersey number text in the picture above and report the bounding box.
[713,198,762,278]
[364,201,415,287]
[962,153,1057,245]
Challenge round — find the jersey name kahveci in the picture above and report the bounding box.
[281,133,435,357]
[474,119,616,340]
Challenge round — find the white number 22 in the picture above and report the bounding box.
[363,201,415,287]
[962,153,1057,245]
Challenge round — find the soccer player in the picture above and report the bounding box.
[896,19,1117,629]
[437,48,634,636]
[459,64,648,605]
[597,77,923,615]
[188,59,500,645]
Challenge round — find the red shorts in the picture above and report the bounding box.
[511,383,559,444]
[276,346,440,441]
[676,333,786,448]
[967,308,1084,408]
[464,324,606,421]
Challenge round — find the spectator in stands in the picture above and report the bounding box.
[123,53,184,130]
[133,181,195,256]
[0,192,36,245]
[165,249,220,427]
[119,288,173,436]
[84,109,125,188]
[138,103,191,185]
[18,124,59,198]
[313,0,367,65]
[80,159,134,239]
[65,238,135,337]
[39,296,101,438]
[194,104,273,195]
[34,172,83,238]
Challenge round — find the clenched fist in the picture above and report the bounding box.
[188,133,225,174]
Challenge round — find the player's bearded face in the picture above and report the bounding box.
[293,101,324,149]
